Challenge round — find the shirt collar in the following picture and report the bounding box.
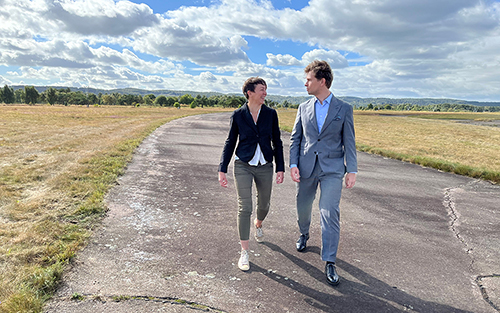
[316,93,333,106]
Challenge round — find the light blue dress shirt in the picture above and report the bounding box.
[316,93,332,133]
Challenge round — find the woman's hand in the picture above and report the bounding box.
[218,172,228,188]
[276,171,284,184]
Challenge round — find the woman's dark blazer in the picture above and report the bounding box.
[219,103,285,173]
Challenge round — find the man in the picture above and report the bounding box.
[289,60,357,286]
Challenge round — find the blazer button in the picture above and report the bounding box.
[318,139,321,141]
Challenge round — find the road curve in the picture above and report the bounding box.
[45,112,500,313]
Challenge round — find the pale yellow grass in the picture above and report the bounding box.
[1,105,499,311]
[354,112,500,173]
[277,109,500,181]
[0,104,229,312]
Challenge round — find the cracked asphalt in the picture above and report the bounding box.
[45,112,500,313]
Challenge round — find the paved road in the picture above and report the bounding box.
[45,112,500,313]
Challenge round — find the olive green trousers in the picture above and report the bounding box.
[233,160,274,241]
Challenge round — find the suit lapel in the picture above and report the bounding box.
[306,98,319,134]
[242,103,259,133]
[320,95,342,135]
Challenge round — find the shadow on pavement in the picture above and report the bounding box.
[257,242,473,313]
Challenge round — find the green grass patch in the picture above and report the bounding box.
[0,105,230,313]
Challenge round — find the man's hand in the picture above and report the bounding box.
[276,171,284,184]
[218,172,228,188]
[345,173,356,189]
[290,167,300,182]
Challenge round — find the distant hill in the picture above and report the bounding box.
[338,96,500,107]
[10,85,500,107]
[11,85,224,98]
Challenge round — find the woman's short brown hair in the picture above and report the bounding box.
[242,77,267,99]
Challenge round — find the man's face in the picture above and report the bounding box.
[248,83,267,104]
[305,71,322,96]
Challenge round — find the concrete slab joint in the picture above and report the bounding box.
[443,181,500,312]
[476,275,500,311]
[55,293,227,312]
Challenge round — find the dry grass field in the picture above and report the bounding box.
[278,109,500,182]
[0,105,229,313]
[1,105,499,312]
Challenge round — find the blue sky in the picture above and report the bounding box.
[1,0,500,101]
[127,0,311,13]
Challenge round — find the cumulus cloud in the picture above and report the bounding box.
[301,50,349,69]
[154,0,500,99]
[266,53,301,66]
[0,75,12,85]
[9,65,174,90]
[45,0,160,36]
[0,38,177,75]
[199,71,217,82]
[1,0,500,100]
[130,18,251,66]
[267,50,348,69]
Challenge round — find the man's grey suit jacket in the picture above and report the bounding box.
[289,95,357,179]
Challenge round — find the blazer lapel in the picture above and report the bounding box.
[306,98,319,134]
[320,95,342,135]
[242,103,258,133]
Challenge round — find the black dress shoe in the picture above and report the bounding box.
[325,262,340,286]
[296,233,309,252]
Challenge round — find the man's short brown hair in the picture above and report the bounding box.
[304,60,333,89]
[242,77,267,99]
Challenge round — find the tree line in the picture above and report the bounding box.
[2,84,499,112]
[0,85,287,109]
[357,102,500,112]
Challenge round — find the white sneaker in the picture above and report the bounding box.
[238,250,250,271]
[255,227,264,242]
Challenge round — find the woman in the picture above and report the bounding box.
[218,77,285,271]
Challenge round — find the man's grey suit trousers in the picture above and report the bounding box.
[296,157,344,263]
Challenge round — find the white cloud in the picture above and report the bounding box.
[266,53,301,66]
[199,71,217,82]
[301,50,349,69]
[0,38,178,75]
[9,65,176,90]
[45,0,160,36]
[0,75,12,85]
[1,0,500,100]
[129,18,251,66]
[266,50,348,69]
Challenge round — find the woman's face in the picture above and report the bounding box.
[248,83,267,104]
